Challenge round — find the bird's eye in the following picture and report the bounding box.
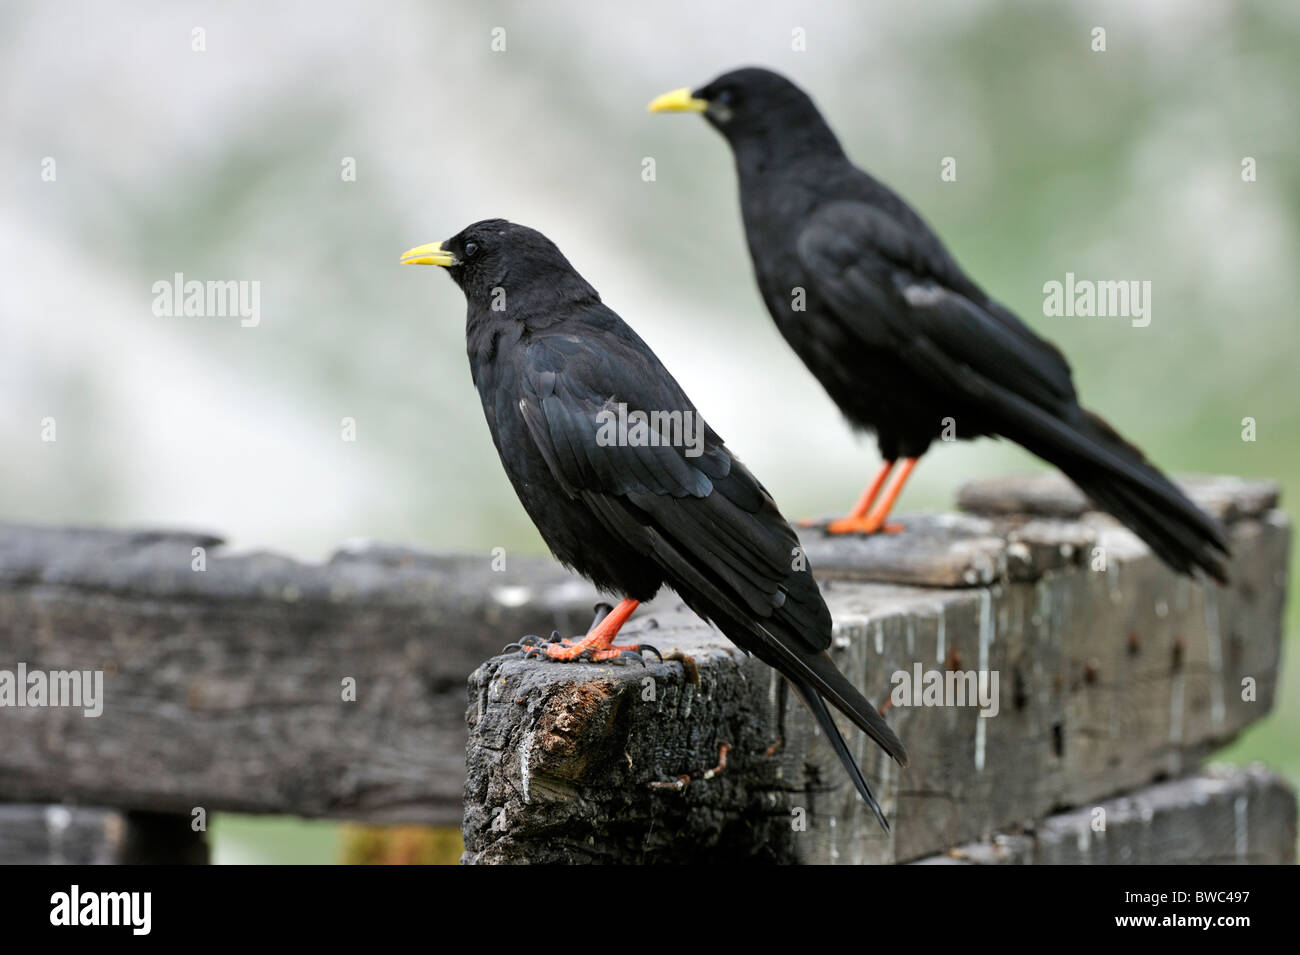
[463,240,479,258]
[716,88,736,107]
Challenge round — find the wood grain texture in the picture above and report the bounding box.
[0,523,605,825]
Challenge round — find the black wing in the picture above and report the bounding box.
[796,200,1228,578]
[514,321,908,772]
[515,326,828,647]
[797,199,1077,413]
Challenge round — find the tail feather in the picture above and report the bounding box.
[790,678,891,832]
[668,580,906,832]
[1059,411,1230,583]
[1068,468,1229,582]
[754,621,905,833]
[947,359,1231,582]
[620,500,907,829]
[799,647,908,767]
[1000,399,1231,582]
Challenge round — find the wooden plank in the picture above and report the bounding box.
[915,767,1297,864]
[957,472,1279,524]
[798,512,1093,587]
[463,480,1288,863]
[801,474,1278,587]
[0,474,1286,849]
[0,806,126,865]
[803,512,1288,864]
[0,523,605,825]
[0,806,207,864]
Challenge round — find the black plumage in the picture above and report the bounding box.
[404,219,907,828]
[652,67,1229,582]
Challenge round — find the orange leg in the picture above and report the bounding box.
[800,459,894,528]
[844,459,895,521]
[504,598,661,664]
[827,457,917,535]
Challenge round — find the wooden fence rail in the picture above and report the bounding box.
[0,473,1293,863]
[0,525,605,826]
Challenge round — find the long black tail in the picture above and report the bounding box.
[794,646,908,767]
[753,625,907,833]
[1055,411,1230,582]
[788,677,893,832]
[667,576,906,830]
[616,468,908,830]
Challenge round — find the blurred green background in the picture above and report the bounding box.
[2,0,1295,862]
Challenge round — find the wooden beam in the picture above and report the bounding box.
[0,805,207,864]
[0,474,1288,859]
[0,524,604,825]
[915,766,1297,864]
[463,476,1289,863]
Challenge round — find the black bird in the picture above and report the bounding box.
[402,219,907,828]
[650,68,1229,582]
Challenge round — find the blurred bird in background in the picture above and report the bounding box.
[651,67,1229,582]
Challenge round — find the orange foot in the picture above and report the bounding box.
[825,517,905,535]
[824,457,917,536]
[501,598,661,665]
[803,514,905,531]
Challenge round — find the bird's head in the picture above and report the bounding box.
[402,219,595,311]
[649,67,842,161]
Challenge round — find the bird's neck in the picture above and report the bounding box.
[730,119,848,183]
[736,148,844,236]
[465,277,601,342]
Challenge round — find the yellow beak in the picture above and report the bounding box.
[647,87,708,114]
[400,241,457,267]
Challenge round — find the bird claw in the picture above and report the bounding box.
[505,637,662,665]
[500,634,546,654]
[604,643,662,666]
[501,603,657,664]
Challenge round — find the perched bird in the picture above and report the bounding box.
[650,68,1229,582]
[403,219,907,828]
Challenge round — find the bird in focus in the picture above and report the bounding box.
[650,68,1229,582]
[402,219,907,828]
